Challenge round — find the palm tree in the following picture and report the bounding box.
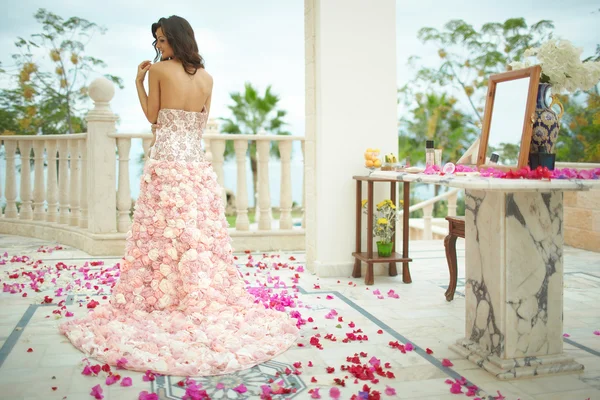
[398,89,477,168]
[219,82,291,201]
[398,90,478,216]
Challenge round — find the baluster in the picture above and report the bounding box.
[58,140,70,224]
[423,203,433,240]
[116,138,132,232]
[256,139,272,230]
[32,141,46,220]
[18,140,33,220]
[279,140,293,229]
[69,140,81,226]
[45,140,59,222]
[234,139,250,230]
[210,138,227,207]
[4,141,18,218]
[142,137,152,160]
[203,118,218,162]
[448,191,458,217]
[301,140,306,228]
[78,138,88,228]
[0,143,2,218]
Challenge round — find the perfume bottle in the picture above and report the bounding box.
[490,152,499,165]
[425,140,435,167]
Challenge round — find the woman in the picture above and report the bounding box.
[60,15,300,377]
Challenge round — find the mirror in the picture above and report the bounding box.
[477,65,541,169]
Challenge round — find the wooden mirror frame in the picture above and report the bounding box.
[477,65,541,170]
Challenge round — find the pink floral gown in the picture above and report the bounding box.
[60,108,300,376]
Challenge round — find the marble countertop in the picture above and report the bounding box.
[365,170,600,192]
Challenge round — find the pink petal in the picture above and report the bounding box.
[441,358,453,367]
[384,385,396,396]
[215,383,225,389]
[329,387,341,399]
[138,391,159,400]
[562,333,570,337]
[405,342,414,351]
[233,384,247,393]
[120,377,132,387]
[450,383,463,394]
[594,330,600,336]
[494,391,506,400]
[116,357,128,369]
[105,375,120,385]
[82,365,93,376]
[311,388,321,399]
[90,384,104,400]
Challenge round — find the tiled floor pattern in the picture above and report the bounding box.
[0,234,599,399]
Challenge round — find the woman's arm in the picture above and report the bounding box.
[136,61,160,124]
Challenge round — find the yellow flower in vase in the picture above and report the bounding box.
[377,218,388,225]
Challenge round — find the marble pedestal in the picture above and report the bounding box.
[450,189,584,379]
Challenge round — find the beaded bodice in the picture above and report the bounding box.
[149,108,208,162]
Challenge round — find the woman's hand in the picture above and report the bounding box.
[151,123,161,135]
[136,60,152,83]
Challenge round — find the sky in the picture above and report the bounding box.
[1,0,598,137]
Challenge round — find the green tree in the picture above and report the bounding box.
[555,91,600,162]
[219,82,291,198]
[398,90,478,165]
[0,8,123,136]
[398,90,478,214]
[555,42,600,163]
[408,18,554,124]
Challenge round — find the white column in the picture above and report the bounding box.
[4,141,18,218]
[301,140,306,228]
[33,141,46,221]
[306,0,398,272]
[234,139,250,230]
[57,140,70,224]
[18,140,33,220]
[46,140,59,222]
[257,139,272,230]
[69,140,81,226]
[86,77,118,234]
[78,138,88,228]
[279,140,293,229]
[116,138,132,232]
[210,138,227,207]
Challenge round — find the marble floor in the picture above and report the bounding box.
[0,234,599,400]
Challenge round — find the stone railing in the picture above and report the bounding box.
[401,188,461,240]
[0,77,305,255]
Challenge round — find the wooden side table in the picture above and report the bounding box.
[352,176,412,285]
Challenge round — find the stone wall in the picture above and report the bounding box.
[564,187,600,252]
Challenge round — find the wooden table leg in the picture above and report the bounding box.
[366,181,374,285]
[352,180,362,278]
[402,182,412,283]
[444,234,458,301]
[389,181,398,276]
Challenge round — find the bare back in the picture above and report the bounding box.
[156,60,213,112]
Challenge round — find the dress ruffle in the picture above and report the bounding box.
[60,158,300,376]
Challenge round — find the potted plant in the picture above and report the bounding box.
[362,199,401,257]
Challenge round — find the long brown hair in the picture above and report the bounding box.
[151,16,205,74]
